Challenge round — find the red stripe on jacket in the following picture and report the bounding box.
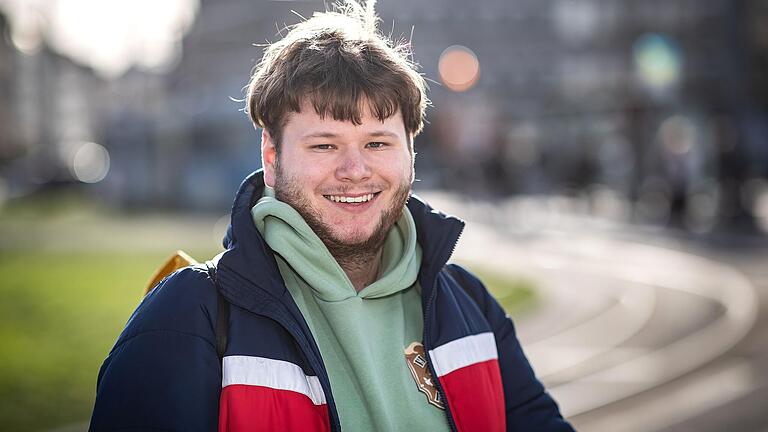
[430,332,506,432]
[219,355,330,432]
[219,384,330,432]
[438,359,505,432]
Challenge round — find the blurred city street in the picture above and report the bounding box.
[430,192,768,431]
[1,0,767,429]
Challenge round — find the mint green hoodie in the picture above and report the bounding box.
[251,191,449,431]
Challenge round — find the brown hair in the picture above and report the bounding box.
[245,0,428,150]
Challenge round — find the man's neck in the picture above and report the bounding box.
[335,248,383,292]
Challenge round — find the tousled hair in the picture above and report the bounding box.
[245,0,428,149]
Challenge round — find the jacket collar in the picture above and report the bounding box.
[216,170,465,314]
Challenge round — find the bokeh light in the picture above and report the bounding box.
[658,115,696,155]
[438,45,480,92]
[70,141,110,183]
[633,33,682,92]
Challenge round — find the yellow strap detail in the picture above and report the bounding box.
[143,250,199,296]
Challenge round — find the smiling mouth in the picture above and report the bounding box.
[323,192,380,203]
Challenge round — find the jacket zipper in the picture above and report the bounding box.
[422,221,464,432]
[256,308,342,432]
[423,276,459,432]
[218,261,341,431]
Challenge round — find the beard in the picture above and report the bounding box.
[273,163,412,270]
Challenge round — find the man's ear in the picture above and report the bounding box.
[261,129,277,187]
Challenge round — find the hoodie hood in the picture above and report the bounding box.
[250,188,422,301]
[216,170,464,315]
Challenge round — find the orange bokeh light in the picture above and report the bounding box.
[438,45,480,92]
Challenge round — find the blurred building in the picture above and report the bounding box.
[0,9,108,199]
[0,12,11,170]
[0,0,766,231]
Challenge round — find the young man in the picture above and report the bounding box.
[90,2,574,431]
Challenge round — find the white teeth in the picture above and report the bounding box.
[325,193,375,203]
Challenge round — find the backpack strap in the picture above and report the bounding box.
[143,250,197,296]
[205,260,229,359]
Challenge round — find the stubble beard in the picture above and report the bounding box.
[273,163,412,272]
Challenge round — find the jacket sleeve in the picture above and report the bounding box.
[89,267,222,432]
[448,264,575,432]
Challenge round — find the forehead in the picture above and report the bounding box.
[282,99,407,141]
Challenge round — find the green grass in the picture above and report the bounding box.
[468,265,538,316]
[0,249,217,431]
[0,251,537,431]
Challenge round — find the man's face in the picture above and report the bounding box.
[262,100,414,256]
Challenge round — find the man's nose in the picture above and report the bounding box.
[336,147,372,182]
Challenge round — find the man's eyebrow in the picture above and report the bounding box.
[367,130,400,138]
[300,131,340,140]
[299,130,401,140]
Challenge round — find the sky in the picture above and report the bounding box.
[0,0,199,78]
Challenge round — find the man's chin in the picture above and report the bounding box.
[326,229,376,248]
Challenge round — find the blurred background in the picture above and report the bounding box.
[0,0,767,430]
